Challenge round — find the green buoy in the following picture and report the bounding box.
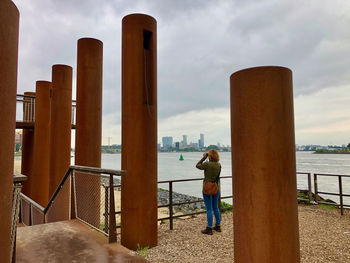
[179,154,184,161]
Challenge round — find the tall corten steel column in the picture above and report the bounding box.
[75,38,103,226]
[21,91,35,197]
[230,66,300,263]
[0,1,19,260]
[121,14,158,250]
[48,65,72,222]
[31,81,51,207]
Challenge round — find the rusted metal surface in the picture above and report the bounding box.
[230,66,300,263]
[75,38,103,226]
[21,91,35,197]
[16,219,147,262]
[48,65,72,222]
[19,165,124,250]
[31,81,52,208]
[121,13,158,250]
[0,1,19,261]
[16,121,35,129]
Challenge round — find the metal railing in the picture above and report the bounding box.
[16,94,77,126]
[11,173,27,263]
[105,176,233,231]
[16,94,35,123]
[157,176,233,230]
[19,165,125,243]
[107,172,350,231]
[313,173,350,215]
[18,170,350,242]
[155,172,350,229]
[296,172,313,203]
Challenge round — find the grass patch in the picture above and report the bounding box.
[220,201,233,212]
[160,219,168,224]
[136,244,149,258]
[319,203,335,210]
[297,192,309,199]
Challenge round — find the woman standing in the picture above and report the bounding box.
[196,149,221,235]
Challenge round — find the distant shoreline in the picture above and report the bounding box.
[313,149,350,154]
[314,152,350,154]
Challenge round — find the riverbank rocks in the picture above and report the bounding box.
[157,189,206,213]
[100,177,206,213]
[297,189,337,206]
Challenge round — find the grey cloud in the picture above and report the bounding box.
[13,0,350,124]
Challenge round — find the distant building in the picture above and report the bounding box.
[162,136,173,148]
[15,132,22,145]
[175,142,180,150]
[182,135,188,147]
[199,133,204,148]
[158,144,161,151]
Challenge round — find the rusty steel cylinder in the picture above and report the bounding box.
[230,66,300,263]
[121,14,158,250]
[21,91,35,197]
[75,38,103,226]
[31,81,52,207]
[0,1,19,260]
[48,65,72,222]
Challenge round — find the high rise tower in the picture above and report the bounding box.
[182,135,187,147]
[199,133,205,148]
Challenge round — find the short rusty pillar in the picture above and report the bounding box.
[121,14,158,250]
[230,66,300,263]
[21,91,35,197]
[48,65,72,222]
[0,1,19,260]
[75,38,103,226]
[31,81,51,207]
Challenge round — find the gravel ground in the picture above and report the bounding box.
[146,205,350,262]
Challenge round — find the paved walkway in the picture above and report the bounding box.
[16,219,146,262]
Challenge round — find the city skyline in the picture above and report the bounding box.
[13,1,350,147]
[161,134,207,148]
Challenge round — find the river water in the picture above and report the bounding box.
[101,151,350,205]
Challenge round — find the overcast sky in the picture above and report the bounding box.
[13,0,350,146]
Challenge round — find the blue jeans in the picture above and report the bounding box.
[203,192,221,228]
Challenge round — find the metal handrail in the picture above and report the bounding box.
[70,165,125,176]
[16,94,77,126]
[44,167,73,214]
[158,175,232,184]
[315,173,350,178]
[158,172,350,229]
[11,174,27,263]
[20,165,126,215]
[19,165,125,242]
[20,193,45,213]
[313,173,350,215]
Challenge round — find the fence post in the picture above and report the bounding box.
[169,182,173,230]
[314,174,318,202]
[30,204,32,226]
[307,173,312,204]
[109,174,117,243]
[104,185,109,233]
[338,176,344,216]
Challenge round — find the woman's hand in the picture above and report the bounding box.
[203,152,208,158]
